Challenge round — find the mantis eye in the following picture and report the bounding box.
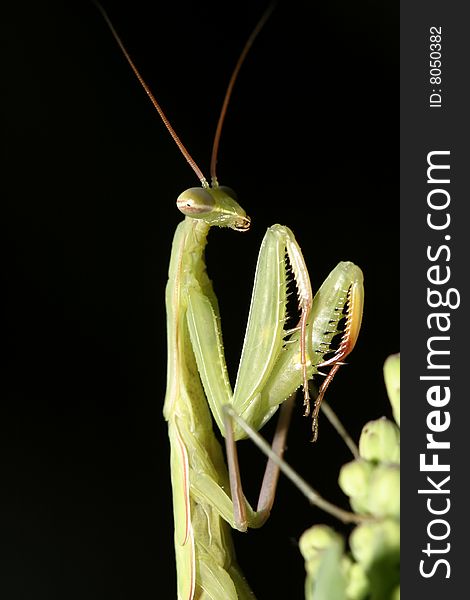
[176,188,215,216]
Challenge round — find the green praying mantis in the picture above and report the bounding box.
[96,4,364,598]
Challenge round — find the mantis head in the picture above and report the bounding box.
[95,1,263,234]
[176,185,251,231]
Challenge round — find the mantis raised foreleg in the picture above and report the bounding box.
[96,4,364,598]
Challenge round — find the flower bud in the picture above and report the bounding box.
[384,354,400,426]
[345,561,369,600]
[368,464,400,519]
[359,418,400,464]
[299,525,343,576]
[350,519,400,569]
[339,459,375,514]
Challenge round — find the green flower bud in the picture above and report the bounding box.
[349,496,369,515]
[368,464,400,519]
[338,459,375,514]
[359,418,400,464]
[384,354,400,426]
[345,562,369,600]
[299,525,343,576]
[350,519,400,569]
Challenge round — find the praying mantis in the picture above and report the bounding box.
[96,3,364,598]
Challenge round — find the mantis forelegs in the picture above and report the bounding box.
[186,224,363,530]
[187,224,314,439]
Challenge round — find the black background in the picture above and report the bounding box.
[3,1,398,598]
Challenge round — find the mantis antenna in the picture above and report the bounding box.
[210,3,276,185]
[93,1,208,186]
[95,1,275,189]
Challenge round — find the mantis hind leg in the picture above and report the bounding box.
[184,394,296,533]
[223,393,296,531]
